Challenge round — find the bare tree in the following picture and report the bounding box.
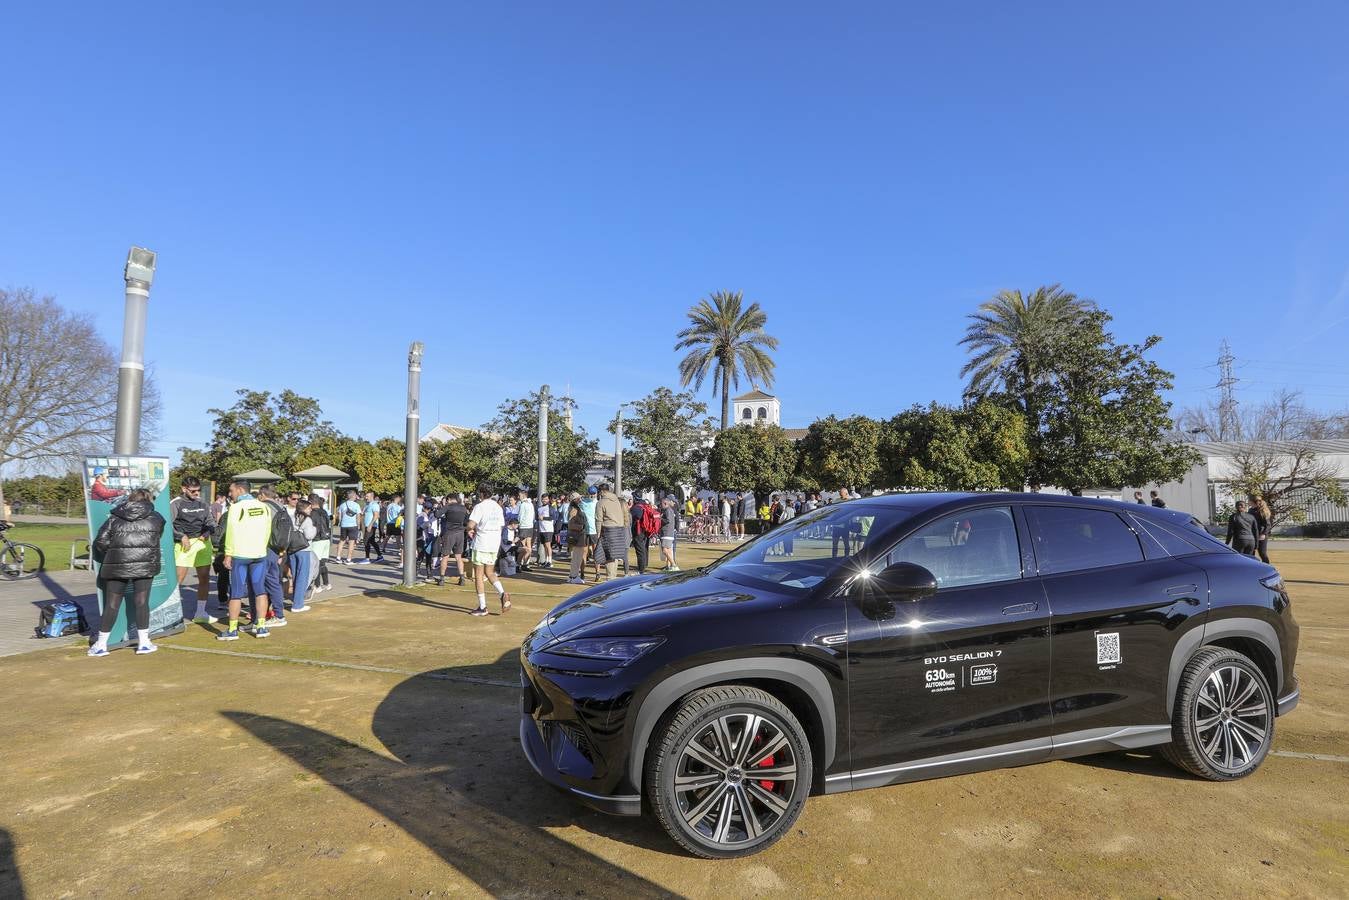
[1196,391,1348,527]
[0,288,160,514]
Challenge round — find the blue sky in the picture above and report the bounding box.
[3,2,1347,466]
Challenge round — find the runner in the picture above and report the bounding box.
[336,489,361,564]
[516,488,535,572]
[466,484,510,617]
[436,492,470,586]
[170,476,215,624]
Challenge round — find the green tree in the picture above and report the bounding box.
[959,285,1094,414]
[708,424,796,497]
[3,472,84,513]
[614,388,712,495]
[350,438,407,496]
[879,401,1028,490]
[1020,310,1196,494]
[796,415,883,491]
[423,431,502,494]
[176,389,335,488]
[485,392,599,491]
[675,290,779,431]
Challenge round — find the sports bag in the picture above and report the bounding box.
[637,504,662,538]
[36,601,89,638]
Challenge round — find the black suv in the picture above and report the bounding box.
[520,493,1299,857]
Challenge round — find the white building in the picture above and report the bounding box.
[1122,439,1349,527]
[420,423,480,443]
[733,389,781,426]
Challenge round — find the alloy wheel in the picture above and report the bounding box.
[673,712,798,847]
[1193,664,1271,773]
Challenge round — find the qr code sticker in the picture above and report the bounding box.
[1096,632,1122,665]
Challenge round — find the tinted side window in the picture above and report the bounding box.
[1028,506,1143,574]
[886,507,1021,589]
[1130,516,1202,557]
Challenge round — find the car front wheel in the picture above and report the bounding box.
[646,685,812,858]
[1163,646,1275,780]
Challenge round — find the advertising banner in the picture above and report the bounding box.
[82,456,184,648]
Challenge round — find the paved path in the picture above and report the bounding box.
[6,514,86,525]
[0,553,412,657]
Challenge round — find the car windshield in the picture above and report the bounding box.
[705,502,919,593]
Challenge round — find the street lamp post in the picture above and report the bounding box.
[403,341,424,588]
[114,247,157,455]
[538,385,549,499]
[614,402,634,494]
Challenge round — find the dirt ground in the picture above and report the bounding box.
[2,546,1345,899]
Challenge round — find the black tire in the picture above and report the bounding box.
[645,685,812,859]
[1162,646,1274,780]
[0,542,44,579]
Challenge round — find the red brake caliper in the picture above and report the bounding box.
[757,754,775,792]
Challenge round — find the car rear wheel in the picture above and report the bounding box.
[645,685,812,859]
[1163,646,1274,780]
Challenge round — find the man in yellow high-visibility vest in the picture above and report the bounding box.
[219,480,273,641]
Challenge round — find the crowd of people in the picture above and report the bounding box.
[84,474,872,652]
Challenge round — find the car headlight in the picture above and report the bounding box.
[545,636,665,663]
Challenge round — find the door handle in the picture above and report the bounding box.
[1165,584,1199,596]
[1001,602,1039,616]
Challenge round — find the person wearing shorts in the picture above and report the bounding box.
[218,481,273,640]
[436,493,469,586]
[535,493,555,567]
[515,488,535,572]
[660,497,680,571]
[336,490,361,563]
[466,485,510,617]
[170,476,216,623]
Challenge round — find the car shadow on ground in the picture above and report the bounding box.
[1066,749,1196,781]
[222,652,681,897]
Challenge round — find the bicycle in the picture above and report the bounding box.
[0,521,44,579]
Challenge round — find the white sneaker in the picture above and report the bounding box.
[270,617,288,628]
[135,643,158,655]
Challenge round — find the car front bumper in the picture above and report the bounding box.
[518,713,641,816]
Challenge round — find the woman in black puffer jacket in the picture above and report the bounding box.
[89,489,166,657]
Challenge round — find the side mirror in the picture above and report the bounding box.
[873,562,938,601]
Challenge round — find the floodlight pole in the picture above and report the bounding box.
[614,402,632,494]
[403,341,424,588]
[114,247,157,455]
[538,385,549,499]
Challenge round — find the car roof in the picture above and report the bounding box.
[850,491,1201,524]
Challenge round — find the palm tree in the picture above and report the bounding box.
[675,291,779,430]
[959,284,1094,410]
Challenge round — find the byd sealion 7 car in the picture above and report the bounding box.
[519,493,1299,857]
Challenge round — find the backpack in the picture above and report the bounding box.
[637,503,662,538]
[36,601,89,639]
[264,500,294,553]
[287,514,311,554]
[311,508,332,541]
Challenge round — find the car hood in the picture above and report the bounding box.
[537,569,771,643]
